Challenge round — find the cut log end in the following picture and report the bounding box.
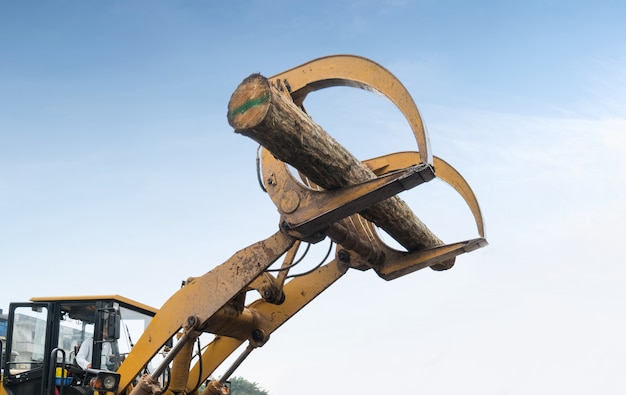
[227,73,272,130]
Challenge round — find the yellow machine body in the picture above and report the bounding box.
[0,55,486,395]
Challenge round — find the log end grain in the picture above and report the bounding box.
[227,73,272,130]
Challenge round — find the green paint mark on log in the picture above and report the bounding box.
[228,94,270,119]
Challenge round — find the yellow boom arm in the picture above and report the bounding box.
[119,55,487,395]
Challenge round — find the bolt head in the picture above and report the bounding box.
[338,249,350,262]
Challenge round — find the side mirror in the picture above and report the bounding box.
[106,313,120,340]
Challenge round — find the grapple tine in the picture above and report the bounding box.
[433,156,486,238]
[270,54,432,165]
[364,151,486,239]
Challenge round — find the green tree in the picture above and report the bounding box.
[228,376,269,395]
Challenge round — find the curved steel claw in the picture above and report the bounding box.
[270,54,432,165]
[364,151,486,238]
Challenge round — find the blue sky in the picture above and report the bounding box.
[2,1,625,394]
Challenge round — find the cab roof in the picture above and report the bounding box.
[30,294,158,316]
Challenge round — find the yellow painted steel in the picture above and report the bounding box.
[118,231,295,391]
[271,54,432,165]
[260,145,486,278]
[134,55,485,393]
[185,257,349,391]
[2,55,487,395]
[364,151,486,238]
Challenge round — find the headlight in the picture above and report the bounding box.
[103,375,117,390]
[89,371,120,392]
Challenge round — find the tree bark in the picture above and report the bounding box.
[227,73,453,270]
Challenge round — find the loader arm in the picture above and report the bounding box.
[185,256,350,390]
[118,55,486,395]
[117,231,295,391]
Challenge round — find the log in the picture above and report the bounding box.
[227,73,453,270]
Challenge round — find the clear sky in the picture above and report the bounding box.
[1,1,625,394]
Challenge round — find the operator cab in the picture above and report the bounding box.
[1,295,157,395]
